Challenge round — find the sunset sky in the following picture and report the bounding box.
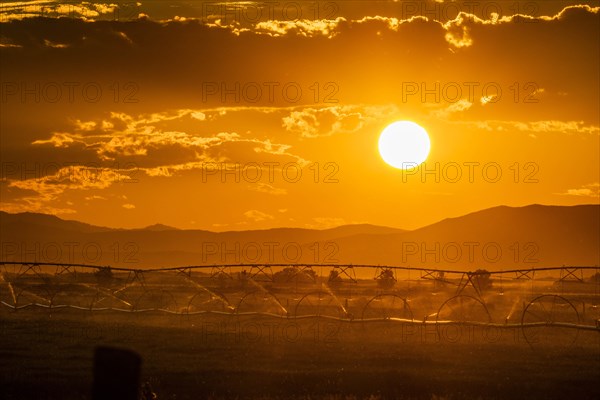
[1,0,598,230]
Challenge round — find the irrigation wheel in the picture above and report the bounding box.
[521,294,579,352]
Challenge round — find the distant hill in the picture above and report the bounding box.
[0,211,404,268]
[139,224,180,231]
[0,205,598,271]
[0,211,115,234]
[319,224,402,237]
[321,204,599,271]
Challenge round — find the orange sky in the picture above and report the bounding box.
[0,1,598,230]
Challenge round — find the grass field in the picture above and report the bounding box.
[1,308,599,400]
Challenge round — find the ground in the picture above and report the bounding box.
[1,308,599,400]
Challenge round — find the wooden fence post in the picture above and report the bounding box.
[92,346,141,400]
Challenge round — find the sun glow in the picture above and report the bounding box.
[378,121,431,169]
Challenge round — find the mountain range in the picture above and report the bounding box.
[1,204,598,272]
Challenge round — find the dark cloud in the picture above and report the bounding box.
[1,4,598,218]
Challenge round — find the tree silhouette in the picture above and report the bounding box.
[472,269,492,292]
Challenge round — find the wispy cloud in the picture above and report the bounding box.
[555,183,600,198]
[282,104,398,138]
[243,209,274,222]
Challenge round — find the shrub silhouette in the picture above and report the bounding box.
[472,269,492,292]
[94,267,113,286]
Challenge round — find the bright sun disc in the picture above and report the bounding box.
[378,121,430,169]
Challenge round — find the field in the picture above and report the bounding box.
[1,264,599,399]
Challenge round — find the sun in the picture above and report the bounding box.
[378,121,431,169]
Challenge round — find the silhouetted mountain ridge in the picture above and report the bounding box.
[0,205,597,271]
[0,211,115,233]
[323,204,599,270]
[0,211,401,236]
[139,224,180,231]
